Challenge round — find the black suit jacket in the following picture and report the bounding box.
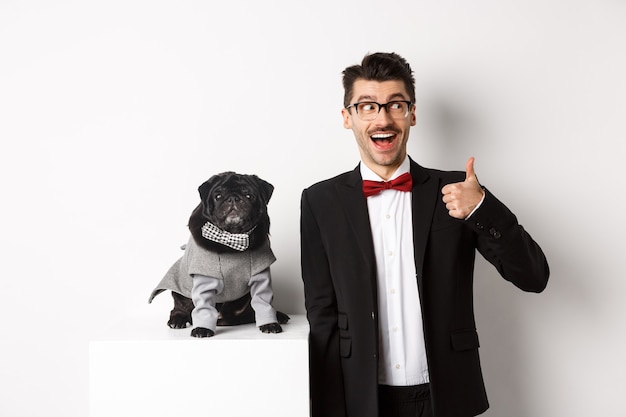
[300,158,549,417]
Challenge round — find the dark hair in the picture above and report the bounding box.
[342,52,415,108]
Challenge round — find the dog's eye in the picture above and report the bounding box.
[215,193,223,200]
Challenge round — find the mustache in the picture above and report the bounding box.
[367,126,400,136]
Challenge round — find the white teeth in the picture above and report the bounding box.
[371,133,394,139]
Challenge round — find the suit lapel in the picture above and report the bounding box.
[335,166,380,303]
[335,166,376,265]
[410,159,438,284]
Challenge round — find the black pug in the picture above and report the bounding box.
[149,172,289,338]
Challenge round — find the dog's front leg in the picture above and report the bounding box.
[190,274,224,338]
[249,267,283,334]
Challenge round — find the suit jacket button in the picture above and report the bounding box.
[475,222,484,230]
[489,227,502,239]
[371,312,376,320]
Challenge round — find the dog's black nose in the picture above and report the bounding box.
[226,195,240,203]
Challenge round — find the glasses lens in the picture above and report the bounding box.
[356,102,379,121]
[387,101,409,119]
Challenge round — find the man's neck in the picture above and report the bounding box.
[360,156,410,181]
[361,155,410,181]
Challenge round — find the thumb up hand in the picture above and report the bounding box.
[441,157,485,219]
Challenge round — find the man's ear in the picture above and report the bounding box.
[342,107,353,129]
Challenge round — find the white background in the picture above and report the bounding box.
[1,1,625,416]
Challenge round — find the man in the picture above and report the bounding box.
[300,52,549,417]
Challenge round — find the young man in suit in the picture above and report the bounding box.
[300,52,549,417]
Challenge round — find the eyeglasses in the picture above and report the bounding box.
[345,100,413,121]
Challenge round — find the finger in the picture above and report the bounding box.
[447,207,464,219]
[465,157,476,181]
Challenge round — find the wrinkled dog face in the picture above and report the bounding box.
[198,172,274,234]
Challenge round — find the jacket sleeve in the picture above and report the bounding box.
[467,188,550,292]
[300,189,348,417]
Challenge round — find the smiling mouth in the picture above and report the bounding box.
[370,132,397,148]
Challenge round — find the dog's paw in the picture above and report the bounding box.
[168,315,190,329]
[259,323,283,334]
[276,311,290,324]
[190,327,215,338]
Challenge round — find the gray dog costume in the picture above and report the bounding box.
[148,235,278,332]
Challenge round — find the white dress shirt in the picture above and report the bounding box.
[361,157,430,386]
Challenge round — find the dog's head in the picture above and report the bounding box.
[188,172,274,252]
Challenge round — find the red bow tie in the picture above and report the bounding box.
[362,172,413,197]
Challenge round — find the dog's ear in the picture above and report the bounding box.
[198,178,215,202]
[198,172,231,201]
[251,175,274,204]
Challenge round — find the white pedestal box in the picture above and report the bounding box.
[89,310,310,417]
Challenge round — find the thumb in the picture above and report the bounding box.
[465,157,477,182]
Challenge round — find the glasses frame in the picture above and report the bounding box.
[345,100,414,121]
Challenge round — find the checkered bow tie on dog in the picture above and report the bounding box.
[201,221,256,251]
